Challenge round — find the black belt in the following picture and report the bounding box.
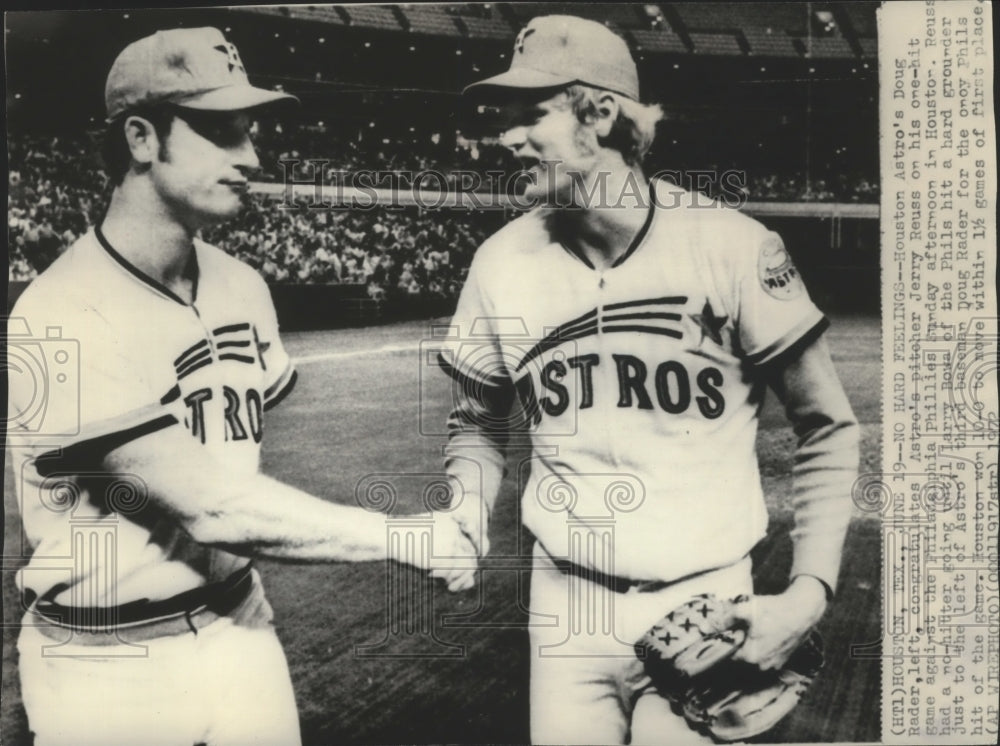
[31,564,255,630]
[552,558,667,594]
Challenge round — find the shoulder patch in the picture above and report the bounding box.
[757,236,805,300]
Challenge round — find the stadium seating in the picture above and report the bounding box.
[802,36,854,59]
[672,3,861,60]
[688,32,743,56]
[342,5,403,32]
[6,0,880,297]
[507,3,648,31]
[459,15,515,40]
[235,5,349,26]
[221,3,877,62]
[399,5,462,37]
[670,2,813,35]
[742,27,798,57]
[233,6,287,19]
[8,127,879,293]
[629,29,687,54]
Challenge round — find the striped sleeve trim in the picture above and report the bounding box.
[437,351,518,427]
[436,351,511,390]
[746,316,830,368]
[264,364,297,411]
[37,414,178,477]
[438,351,516,424]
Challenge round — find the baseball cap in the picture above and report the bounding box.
[105,27,297,121]
[463,15,639,100]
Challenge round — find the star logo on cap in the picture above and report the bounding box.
[214,42,246,74]
[514,27,535,55]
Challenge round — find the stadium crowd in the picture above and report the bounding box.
[251,120,513,185]
[200,196,506,303]
[8,133,109,281]
[9,129,878,293]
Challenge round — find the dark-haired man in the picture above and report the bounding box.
[8,27,470,746]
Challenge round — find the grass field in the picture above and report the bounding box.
[2,313,882,745]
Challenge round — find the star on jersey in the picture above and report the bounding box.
[690,301,728,346]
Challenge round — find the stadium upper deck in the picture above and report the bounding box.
[235,2,877,59]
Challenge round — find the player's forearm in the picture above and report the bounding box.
[788,412,860,593]
[443,433,505,555]
[185,473,399,562]
[104,429,401,563]
[444,430,506,504]
[776,340,861,594]
[435,335,516,552]
[440,392,511,550]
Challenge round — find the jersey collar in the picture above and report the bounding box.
[556,177,658,271]
[610,178,658,268]
[95,224,200,306]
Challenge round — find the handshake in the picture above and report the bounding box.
[389,508,486,593]
[428,510,483,592]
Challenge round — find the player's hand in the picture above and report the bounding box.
[427,512,480,592]
[730,576,828,670]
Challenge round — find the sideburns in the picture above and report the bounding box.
[573,123,598,158]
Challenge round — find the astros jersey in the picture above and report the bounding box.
[441,179,827,583]
[8,228,296,608]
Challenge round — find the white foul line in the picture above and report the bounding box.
[293,342,422,365]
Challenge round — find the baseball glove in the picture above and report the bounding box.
[634,593,824,742]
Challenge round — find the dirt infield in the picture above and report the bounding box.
[2,313,881,744]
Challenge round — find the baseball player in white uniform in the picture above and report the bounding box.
[7,27,468,746]
[431,16,860,745]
